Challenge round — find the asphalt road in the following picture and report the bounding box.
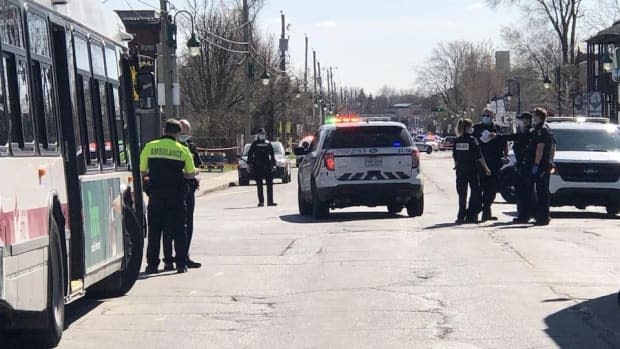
[14,153,620,348]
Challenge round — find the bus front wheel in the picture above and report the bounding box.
[38,217,65,347]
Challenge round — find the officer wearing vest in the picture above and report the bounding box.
[162,119,203,271]
[529,108,555,226]
[140,119,196,274]
[248,129,277,207]
[453,118,492,224]
[502,112,535,223]
[473,108,509,222]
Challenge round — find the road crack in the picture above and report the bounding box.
[487,231,535,268]
[280,239,297,256]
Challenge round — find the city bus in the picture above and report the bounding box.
[0,0,146,346]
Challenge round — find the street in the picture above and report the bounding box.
[53,153,620,349]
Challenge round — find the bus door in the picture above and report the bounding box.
[50,21,85,290]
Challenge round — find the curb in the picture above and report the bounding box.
[196,180,239,198]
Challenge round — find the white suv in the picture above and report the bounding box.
[294,120,424,219]
[548,120,620,215]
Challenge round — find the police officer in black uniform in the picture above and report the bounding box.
[502,113,535,223]
[248,129,277,207]
[453,118,493,224]
[529,108,555,226]
[162,119,203,271]
[473,108,509,222]
[140,119,196,274]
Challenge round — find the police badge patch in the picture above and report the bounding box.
[456,143,470,151]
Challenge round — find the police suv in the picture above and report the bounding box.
[547,117,620,215]
[294,116,424,219]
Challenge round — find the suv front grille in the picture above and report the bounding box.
[556,162,620,183]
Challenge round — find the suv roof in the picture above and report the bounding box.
[549,122,619,131]
[319,120,407,130]
[547,116,610,124]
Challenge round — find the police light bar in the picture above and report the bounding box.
[325,114,361,124]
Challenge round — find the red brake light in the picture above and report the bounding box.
[412,149,420,169]
[324,152,336,171]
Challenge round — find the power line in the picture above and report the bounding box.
[201,36,249,54]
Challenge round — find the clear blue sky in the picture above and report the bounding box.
[103,0,518,93]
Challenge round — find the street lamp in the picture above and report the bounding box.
[172,10,201,57]
[543,76,552,89]
[261,64,270,86]
[603,52,614,72]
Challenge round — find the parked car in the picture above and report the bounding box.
[440,136,456,151]
[201,153,226,172]
[415,141,433,154]
[423,136,440,152]
[238,141,292,186]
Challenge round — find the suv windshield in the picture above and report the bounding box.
[553,128,620,152]
[325,126,412,149]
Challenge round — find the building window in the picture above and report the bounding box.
[0,3,24,49]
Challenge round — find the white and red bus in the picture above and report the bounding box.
[0,0,146,346]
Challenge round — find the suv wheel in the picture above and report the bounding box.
[298,184,312,215]
[606,205,620,216]
[406,194,424,217]
[311,181,330,219]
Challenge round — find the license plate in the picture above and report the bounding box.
[365,158,383,167]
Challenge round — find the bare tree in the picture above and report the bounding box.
[488,0,583,64]
[417,40,501,114]
[583,0,620,33]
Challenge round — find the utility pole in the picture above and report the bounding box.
[158,0,178,125]
[304,35,308,93]
[243,0,252,144]
[317,61,324,123]
[326,67,331,114]
[279,11,287,72]
[313,50,317,126]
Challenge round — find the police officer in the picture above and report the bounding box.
[473,108,509,222]
[162,119,203,271]
[453,118,492,224]
[140,119,196,274]
[502,113,535,223]
[529,108,555,226]
[248,129,277,207]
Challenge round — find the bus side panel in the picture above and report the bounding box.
[80,173,126,287]
[0,157,67,312]
[3,245,48,312]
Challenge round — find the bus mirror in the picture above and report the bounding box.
[137,72,156,109]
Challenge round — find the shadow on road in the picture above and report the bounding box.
[279,212,407,224]
[423,222,462,230]
[500,210,619,221]
[544,292,620,348]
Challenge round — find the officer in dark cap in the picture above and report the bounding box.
[502,112,535,223]
[529,108,555,226]
[473,108,509,222]
[453,118,493,224]
[247,128,277,206]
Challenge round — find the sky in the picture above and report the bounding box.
[103,0,519,94]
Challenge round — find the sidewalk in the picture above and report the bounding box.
[196,170,239,197]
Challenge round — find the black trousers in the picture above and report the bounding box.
[146,195,187,268]
[163,187,196,264]
[456,169,481,220]
[480,166,500,216]
[533,172,551,223]
[515,168,534,220]
[255,170,274,204]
